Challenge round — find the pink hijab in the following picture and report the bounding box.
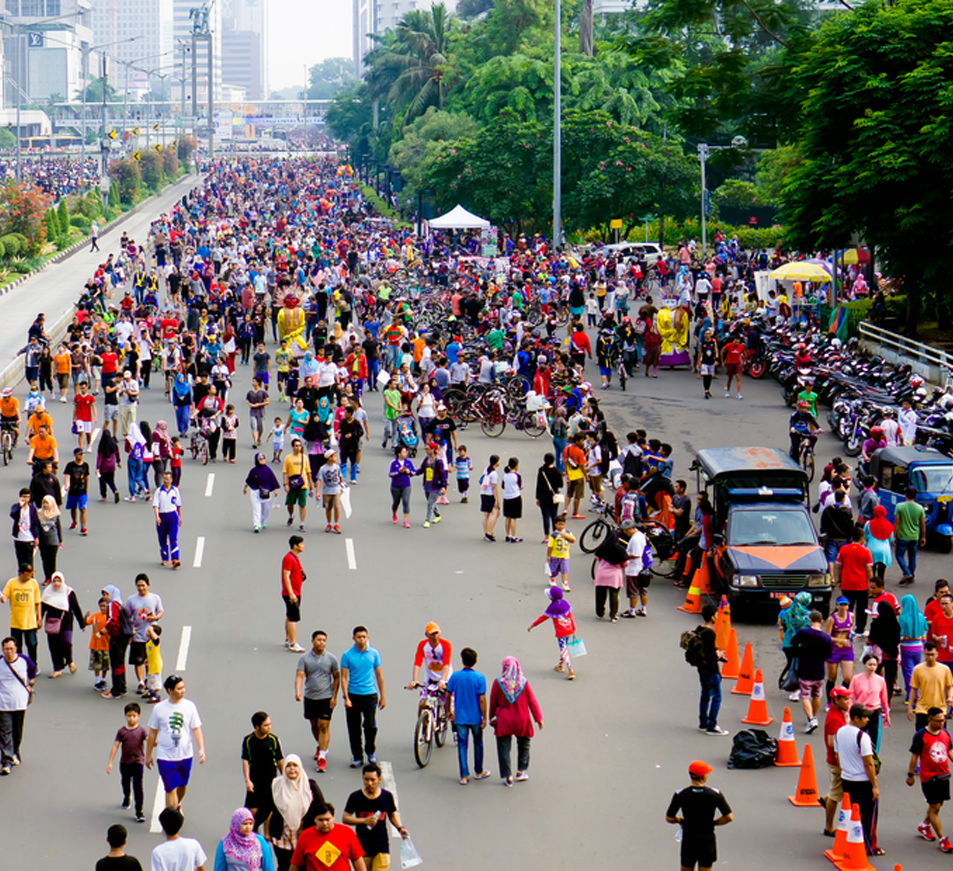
[221,807,262,870]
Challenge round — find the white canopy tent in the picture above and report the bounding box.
[428,204,491,230]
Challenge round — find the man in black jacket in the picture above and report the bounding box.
[695,605,729,736]
[820,490,854,576]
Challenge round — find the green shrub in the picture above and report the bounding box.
[0,240,7,260]
[9,258,32,273]
[70,215,91,231]
[885,294,907,319]
[55,235,72,251]
[1,235,20,258]
[57,199,69,236]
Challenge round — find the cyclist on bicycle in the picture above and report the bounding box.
[0,387,21,447]
[789,400,820,462]
[404,622,452,718]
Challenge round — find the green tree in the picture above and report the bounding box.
[57,198,70,235]
[305,58,357,100]
[754,144,802,204]
[781,0,953,333]
[0,129,15,150]
[74,76,120,103]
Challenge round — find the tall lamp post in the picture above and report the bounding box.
[81,37,139,159]
[553,0,562,252]
[697,136,747,260]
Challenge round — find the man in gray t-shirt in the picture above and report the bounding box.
[124,574,164,689]
[245,377,269,446]
[294,629,341,772]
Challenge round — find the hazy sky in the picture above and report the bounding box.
[268,0,352,91]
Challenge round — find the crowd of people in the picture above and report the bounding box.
[0,156,102,201]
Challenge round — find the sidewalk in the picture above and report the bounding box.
[0,172,200,390]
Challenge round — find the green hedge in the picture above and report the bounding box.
[70,215,91,232]
[1,235,20,258]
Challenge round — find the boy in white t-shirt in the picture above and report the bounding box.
[151,808,206,871]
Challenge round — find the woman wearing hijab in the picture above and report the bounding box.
[101,583,132,699]
[37,495,62,583]
[898,593,929,699]
[863,505,894,580]
[214,807,276,871]
[96,429,121,502]
[41,572,84,678]
[243,454,280,533]
[124,422,149,501]
[265,754,324,871]
[152,420,173,487]
[488,657,544,787]
[868,599,901,706]
[172,373,193,437]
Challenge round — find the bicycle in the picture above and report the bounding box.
[408,683,449,768]
[189,425,210,465]
[0,424,16,466]
[796,432,817,483]
[617,357,628,392]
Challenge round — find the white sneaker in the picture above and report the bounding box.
[736,393,743,400]
[706,726,730,736]
[725,391,731,398]
[288,643,306,653]
[788,691,801,701]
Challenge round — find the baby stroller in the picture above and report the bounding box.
[394,412,418,458]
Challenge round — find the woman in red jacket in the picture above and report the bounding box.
[488,657,544,787]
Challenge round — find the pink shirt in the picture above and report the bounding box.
[849,672,889,713]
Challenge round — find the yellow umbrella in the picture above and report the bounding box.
[838,248,871,265]
[769,262,832,282]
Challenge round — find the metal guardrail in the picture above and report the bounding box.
[859,322,953,388]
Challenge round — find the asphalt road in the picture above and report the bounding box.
[1,293,949,868]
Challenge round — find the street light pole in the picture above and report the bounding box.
[697,143,709,261]
[553,0,561,252]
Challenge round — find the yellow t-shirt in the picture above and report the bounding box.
[3,578,41,630]
[548,534,571,559]
[911,662,953,714]
[146,637,163,676]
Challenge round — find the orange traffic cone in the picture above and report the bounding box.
[721,628,740,680]
[715,595,731,650]
[774,707,801,767]
[824,792,852,863]
[677,555,712,613]
[741,669,773,725]
[730,643,755,695]
[836,804,875,871]
[789,743,819,807]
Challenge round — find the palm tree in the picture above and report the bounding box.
[366,3,454,128]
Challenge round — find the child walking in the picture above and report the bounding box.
[221,404,239,463]
[144,625,162,703]
[527,586,576,680]
[270,416,285,463]
[106,702,148,823]
[546,515,575,592]
[169,437,182,487]
[85,596,111,691]
[455,444,472,503]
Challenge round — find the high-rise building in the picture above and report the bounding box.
[171,0,221,114]
[2,0,94,106]
[220,0,267,100]
[89,0,174,76]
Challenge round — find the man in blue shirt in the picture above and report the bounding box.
[446,648,490,785]
[340,626,385,768]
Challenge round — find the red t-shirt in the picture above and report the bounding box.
[160,318,179,340]
[824,706,849,765]
[925,599,946,631]
[281,551,303,597]
[911,727,953,782]
[723,342,745,366]
[929,613,953,662]
[100,352,119,375]
[290,824,363,871]
[73,393,95,422]
[872,591,900,615]
[836,543,872,592]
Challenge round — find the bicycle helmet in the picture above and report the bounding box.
[796,400,809,410]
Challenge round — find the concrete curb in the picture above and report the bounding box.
[0,171,201,391]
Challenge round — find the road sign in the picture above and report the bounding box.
[154,145,162,152]
[152,124,159,132]
[132,127,140,136]
[108,129,117,140]
[610,219,623,230]
[132,152,141,161]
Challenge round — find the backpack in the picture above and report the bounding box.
[680,628,705,667]
[622,447,642,479]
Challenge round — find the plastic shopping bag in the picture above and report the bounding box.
[567,635,587,657]
[401,835,423,868]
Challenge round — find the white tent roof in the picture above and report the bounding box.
[429,204,491,230]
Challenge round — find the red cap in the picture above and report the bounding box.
[688,760,713,778]
[829,686,850,699]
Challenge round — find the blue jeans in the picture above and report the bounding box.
[552,437,567,473]
[698,669,722,731]
[895,538,919,579]
[127,457,146,497]
[901,642,923,698]
[455,724,484,779]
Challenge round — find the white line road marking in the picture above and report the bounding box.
[149,777,164,832]
[381,761,402,839]
[341,486,352,518]
[345,538,357,570]
[193,536,205,568]
[89,428,101,451]
[204,473,215,497]
[175,625,192,671]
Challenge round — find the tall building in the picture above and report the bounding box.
[220,0,267,100]
[171,0,221,115]
[354,0,457,77]
[90,0,174,77]
[2,0,94,106]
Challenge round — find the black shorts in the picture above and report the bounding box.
[923,776,952,806]
[283,594,301,622]
[503,496,522,519]
[304,697,333,721]
[128,641,147,666]
[480,494,496,514]
[681,836,716,869]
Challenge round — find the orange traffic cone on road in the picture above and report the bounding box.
[789,743,820,807]
[836,804,875,871]
[741,669,773,725]
[715,595,731,650]
[824,793,852,862]
[721,628,740,680]
[677,555,712,613]
[774,707,801,767]
[730,643,755,695]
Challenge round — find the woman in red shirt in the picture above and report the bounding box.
[488,657,543,787]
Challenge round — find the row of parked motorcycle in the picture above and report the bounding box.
[740,315,953,458]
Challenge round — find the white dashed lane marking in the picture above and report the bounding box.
[204,473,215,497]
[192,536,205,568]
[149,778,164,833]
[175,625,192,671]
[345,538,357,570]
